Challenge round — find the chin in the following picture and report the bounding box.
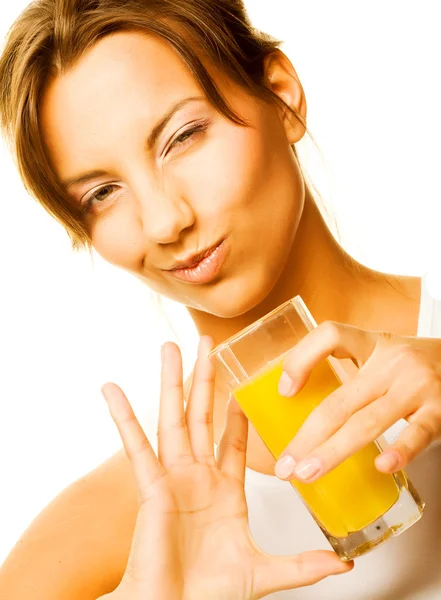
[194,270,281,319]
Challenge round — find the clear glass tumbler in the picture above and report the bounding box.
[208,295,424,560]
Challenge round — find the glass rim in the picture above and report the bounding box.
[208,294,308,359]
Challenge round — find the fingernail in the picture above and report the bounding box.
[275,455,296,479]
[294,457,322,481]
[376,451,400,472]
[278,372,295,397]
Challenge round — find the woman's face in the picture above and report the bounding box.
[41,32,305,318]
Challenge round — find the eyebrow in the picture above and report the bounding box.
[62,95,205,190]
[146,95,204,151]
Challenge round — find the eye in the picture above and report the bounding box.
[165,118,210,157]
[81,183,120,214]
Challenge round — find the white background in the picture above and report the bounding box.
[0,1,440,563]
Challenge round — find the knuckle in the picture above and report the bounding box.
[128,436,151,459]
[293,552,308,581]
[431,380,441,398]
[413,420,436,445]
[283,349,299,373]
[397,441,414,463]
[323,395,349,425]
[171,414,187,430]
[195,411,213,426]
[418,370,441,393]
[431,407,441,427]
[157,415,186,439]
[375,343,415,370]
[377,331,396,346]
[197,454,217,466]
[359,410,380,439]
[164,381,183,394]
[168,454,194,470]
[319,443,337,467]
[118,413,137,427]
[396,346,424,370]
[319,320,341,346]
[223,435,247,454]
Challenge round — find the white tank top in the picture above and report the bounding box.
[244,273,441,599]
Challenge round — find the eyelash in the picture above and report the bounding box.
[164,118,210,157]
[81,119,210,215]
[81,184,121,214]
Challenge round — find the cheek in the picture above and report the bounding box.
[92,219,176,298]
[90,208,144,269]
[172,122,272,219]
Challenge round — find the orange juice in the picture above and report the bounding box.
[233,358,400,538]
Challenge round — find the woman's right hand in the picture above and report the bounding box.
[100,337,352,600]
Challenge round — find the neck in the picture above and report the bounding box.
[188,189,421,343]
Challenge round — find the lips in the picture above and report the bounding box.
[167,241,224,271]
[164,239,228,284]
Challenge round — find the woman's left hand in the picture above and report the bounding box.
[274,321,441,483]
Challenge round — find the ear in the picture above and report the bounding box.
[263,50,307,144]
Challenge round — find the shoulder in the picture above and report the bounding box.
[0,448,138,599]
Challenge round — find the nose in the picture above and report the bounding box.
[134,180,196,245]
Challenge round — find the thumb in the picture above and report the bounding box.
[280,322,377,397]
[253,550,353,597]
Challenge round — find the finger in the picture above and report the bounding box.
[276,370,386,474]
[158,342,194,469]
[279,321,377,397]
[102,382,165,502]
[254,550,353,597]
[376,406,441,472]
[185,336,216,464]
[285,393,407,482]
[217,394,248,484]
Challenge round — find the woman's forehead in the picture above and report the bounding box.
[39,32,210,174]
[43,31,204,118]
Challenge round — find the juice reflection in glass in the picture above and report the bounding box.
[209,296,424,560]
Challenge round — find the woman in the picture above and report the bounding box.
[1,0,441,598]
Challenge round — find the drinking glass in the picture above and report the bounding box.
[208,296,424,560]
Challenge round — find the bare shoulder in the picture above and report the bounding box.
[0,448,138,600]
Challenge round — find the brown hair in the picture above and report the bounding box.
[0,0,305,251]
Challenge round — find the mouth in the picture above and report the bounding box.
[163,238,229,284]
